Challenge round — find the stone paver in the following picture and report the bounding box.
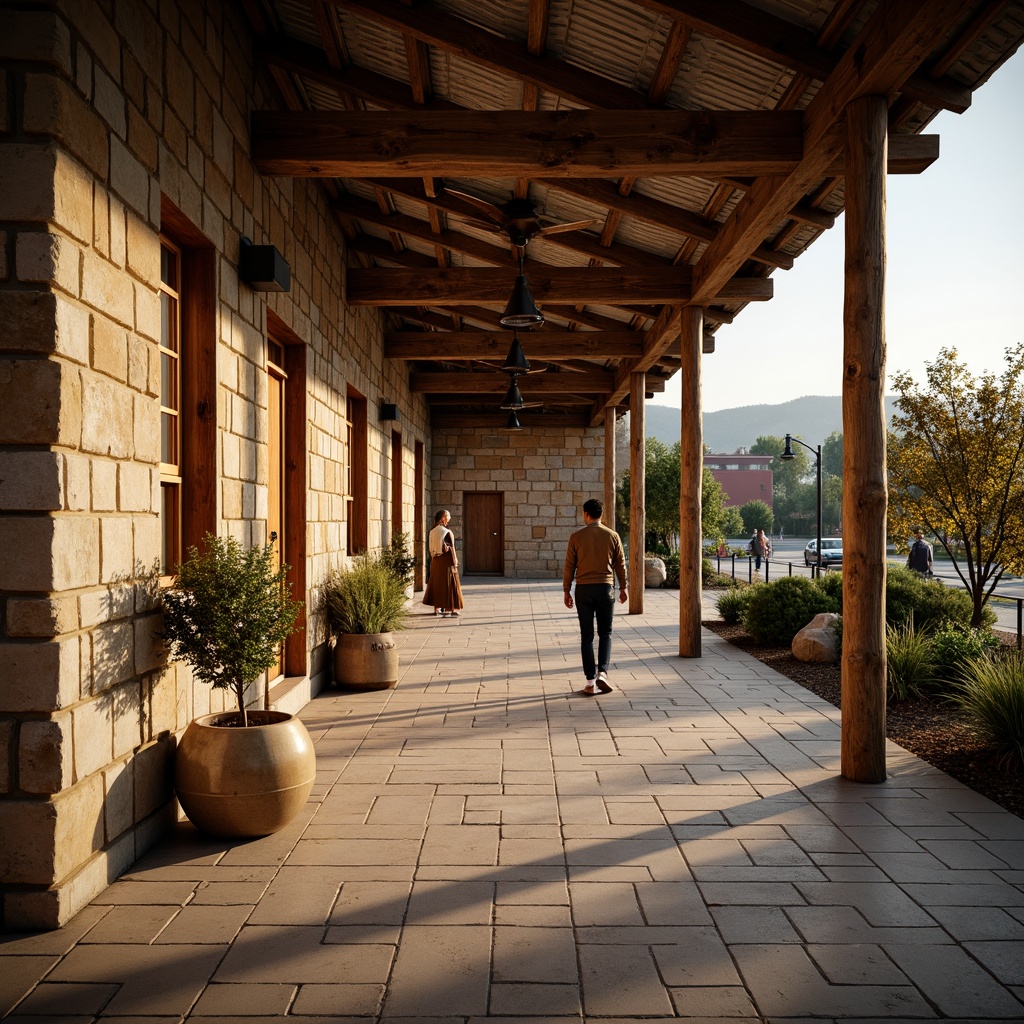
[2,581,1023,1021]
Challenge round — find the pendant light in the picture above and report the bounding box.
[504,410,523,430]
[501,331,531,374]
[499,251,544,329]
[500,378,525,410]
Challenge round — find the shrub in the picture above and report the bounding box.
[665,551,680,588]
[929,624,1002,686]
[378,532,416,588]
[717,585,755,624]
[323,554,409,636]
[814,569,844,607]
[885,622,936,702]
[742,576,838,645]
[953,653,1024,768]
[885,566,990,633]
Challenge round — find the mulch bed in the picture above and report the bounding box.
[702,619,1024,820]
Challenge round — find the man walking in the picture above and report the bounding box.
[563,498,628,695]
[907,529,934,575]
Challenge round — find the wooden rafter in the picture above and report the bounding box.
[385,330,647,361]
[346,266,773,306]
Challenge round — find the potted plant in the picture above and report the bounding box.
[323,543,409,690]
[161,533,313,838]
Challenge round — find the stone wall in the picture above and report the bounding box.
[431,425,607,577]
[0,1,428,929]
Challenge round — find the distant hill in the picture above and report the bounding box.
[643,395,898,452]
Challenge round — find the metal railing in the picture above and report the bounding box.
[706,552,1023,650]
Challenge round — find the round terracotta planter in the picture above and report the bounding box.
[334,632,398,690]
[174,710,316,838]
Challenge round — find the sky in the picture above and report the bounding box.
[651,50,1024,414]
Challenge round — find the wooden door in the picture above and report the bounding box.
[267,348,286,684]
[463,492,504,575]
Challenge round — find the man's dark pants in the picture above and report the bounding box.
[574,583,616,680]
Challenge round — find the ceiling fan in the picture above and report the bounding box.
[442,185,598,247]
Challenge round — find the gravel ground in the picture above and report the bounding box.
[702,619,1024,820]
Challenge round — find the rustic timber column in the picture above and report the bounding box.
[841,95,889,784]
[629,372,645,614]
[604,407,617,531]
[678,308,703,657]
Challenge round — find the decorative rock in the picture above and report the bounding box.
[792,612,841,663]
[644,557,666,588]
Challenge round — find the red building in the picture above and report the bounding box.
[704,454,774,508]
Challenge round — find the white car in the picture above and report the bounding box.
[804,538,843,567]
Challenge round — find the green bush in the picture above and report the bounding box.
[717,585,755,624]
[378,532,416,588]
[929,624,1002,686]
[665,551,680,588]
[742,576,838,645]
[953,652,1024,768]
[885,566,991,632]
[885,622,936,702]
[814,569,844,607]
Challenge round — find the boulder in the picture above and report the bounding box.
[792,612,841,663]
[644,556,667,588]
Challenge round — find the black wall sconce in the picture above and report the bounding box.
[239,237,291,292]
[380,402,399,421]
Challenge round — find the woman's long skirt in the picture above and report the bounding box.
[422,550,464,611]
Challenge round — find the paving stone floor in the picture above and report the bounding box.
[2,579,1024,1022]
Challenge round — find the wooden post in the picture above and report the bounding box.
[841,95,888,784]
[679,307,703,657]
[604,407,616,531]
[629,372,645,614]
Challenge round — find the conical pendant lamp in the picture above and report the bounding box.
[500,252,544,329]
[504,410,523,430]
[500,378,525,410]
[501,332,531,374]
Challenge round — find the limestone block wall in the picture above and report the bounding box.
[0,1,428,929]
[431,426,607,577]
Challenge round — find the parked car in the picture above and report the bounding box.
[804,538,843,567]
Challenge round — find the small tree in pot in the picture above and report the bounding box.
[161,533,302,725]
[161,533,313,838]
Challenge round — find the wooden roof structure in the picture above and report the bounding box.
[243,0,1024,429]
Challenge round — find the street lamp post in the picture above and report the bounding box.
[781,434,822,576]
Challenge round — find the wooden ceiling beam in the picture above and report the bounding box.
[693,0,970,306]
[347,266,773,306]
[432,411,591,428]
[634,0,972,113]
[251,109,805,178]
[411,371,616,394]
[385,330,647,361]
[326,0,653,109]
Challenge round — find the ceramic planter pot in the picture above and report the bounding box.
[174,710,316,838]
[334,632,398,690]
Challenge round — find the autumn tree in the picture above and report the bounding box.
[888,345,1024,626]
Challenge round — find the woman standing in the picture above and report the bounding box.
[422,509,465,617]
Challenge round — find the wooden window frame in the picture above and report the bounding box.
[160,197,217,568]
[346,387,368,555]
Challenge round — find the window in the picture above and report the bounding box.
[345,388,367,554]
[158,196,217,571]
[159,240,182,574]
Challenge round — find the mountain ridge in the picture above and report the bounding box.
[641,395,898,453]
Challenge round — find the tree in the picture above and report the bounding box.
[822,431,844,478]
[618,438,732,547]
[740,499,774,534]
[888,345,1024,626]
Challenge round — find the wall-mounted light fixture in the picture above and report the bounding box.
[239,237,291,292]
[380,402,398,421]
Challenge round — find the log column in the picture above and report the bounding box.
[679,307,703,657]
[604,407,617,531]
[629,372,645,614]
[841,95,888,783]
